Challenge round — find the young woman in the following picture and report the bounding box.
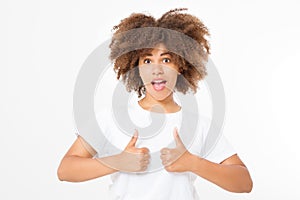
[57,8,253,200]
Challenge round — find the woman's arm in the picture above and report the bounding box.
[189,154,252,193]
[57,136,117,182]
[160,128,253,193]
[57,131,150,182]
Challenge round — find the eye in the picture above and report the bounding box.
[143,59,151,64]
[162,58,171,63]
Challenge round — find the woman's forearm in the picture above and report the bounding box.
[57,155,117,182]
[190,155,253,193]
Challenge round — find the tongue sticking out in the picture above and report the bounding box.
[152,82,166,91]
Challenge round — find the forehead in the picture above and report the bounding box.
[138,43,170,57]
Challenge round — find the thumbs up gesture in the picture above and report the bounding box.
[114,130,150,172]
[160,128,194,172]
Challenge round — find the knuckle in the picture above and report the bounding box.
[139,159,145,164]
[138,165,147,172]
[139,147,149,153]
[144,154,150,159]
[136,149,143,154]
[165,165,173,172]
[161,148,170,154]
[137,154,143,160]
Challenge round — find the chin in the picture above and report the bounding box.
[147,88,174,101]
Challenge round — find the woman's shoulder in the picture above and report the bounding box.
[182,107,211,128]
[95,106,113,127]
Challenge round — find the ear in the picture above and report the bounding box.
[177,66,183,75]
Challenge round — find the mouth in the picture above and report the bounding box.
[151,79,167,91]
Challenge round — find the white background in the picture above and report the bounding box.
[1,0,300,199]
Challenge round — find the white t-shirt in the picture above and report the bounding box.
[90,97,236,200]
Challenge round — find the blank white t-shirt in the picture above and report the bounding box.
[91,97,236,200]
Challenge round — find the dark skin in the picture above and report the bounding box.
[57,44,253,193]
[138,43,253,192]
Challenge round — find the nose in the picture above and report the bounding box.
[152,64,164,76]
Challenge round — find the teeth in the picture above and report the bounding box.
[152,80,166,84]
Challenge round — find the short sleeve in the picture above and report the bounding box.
[74,107,112,158]
[75,133,97,157]
[204,134,237,164]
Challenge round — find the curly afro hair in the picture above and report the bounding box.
[109,8,210,98]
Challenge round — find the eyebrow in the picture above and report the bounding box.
[141,52,172,57]
[160,52,171,56]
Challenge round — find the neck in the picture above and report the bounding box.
[138,92,181,113]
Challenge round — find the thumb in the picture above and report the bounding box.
[127,129,138,148]
[173,127,183,146]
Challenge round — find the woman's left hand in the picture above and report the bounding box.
[160,128,195,172]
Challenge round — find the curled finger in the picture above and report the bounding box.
[160,148,170,155]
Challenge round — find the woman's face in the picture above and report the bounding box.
[138,43,179,101]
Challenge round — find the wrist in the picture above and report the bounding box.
[97,155,120,172]
[188,153,203,173]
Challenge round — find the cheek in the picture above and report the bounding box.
[167,76,178,88]
[164,68,179,86]
[138,67,152,84]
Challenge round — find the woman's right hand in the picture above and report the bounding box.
[98,130,150,172]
